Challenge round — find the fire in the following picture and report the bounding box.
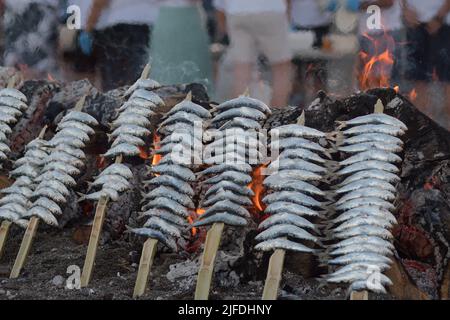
[152,133,162,166]
[248,165,266,213]
[138,146,149,160]
[358,31,395,90]
[189,208,205,236]
[409,88,417,102]
[47,73,55,82]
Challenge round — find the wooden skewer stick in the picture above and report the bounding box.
[8,125,48,278]
[133,126,164,298]
[141,63,151,80]
[132,238,158,298]
[6,74,18,89]
[0,221,12,260]
[349,100,385,300]
[81,155,122,287]
[9,217,39,278]
[81,64,150,287]
[262,249,286,300]
[195,222,224,300]
[261,112,306,300]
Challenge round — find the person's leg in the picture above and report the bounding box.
[271,60,292,107]
[257,13,292,107]
[233,62,253,97]
[226,15,255,98]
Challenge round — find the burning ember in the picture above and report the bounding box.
[151,133,162,166]
[248,165,266,214]
[409,88,417,102]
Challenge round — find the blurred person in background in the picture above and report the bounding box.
[150,0,213,94]
[215,0,292,107]
[346,0,403,89]
[79,0,160,91]
[58,0,97,84]
[290,0,333,105]
[3,0,62,80]
[402,0,450,118]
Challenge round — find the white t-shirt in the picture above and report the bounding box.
[214,0,287,15]
[406,0,449,23]
[290,0,331,28]
[96,0,162,29]
[359,0,402,33]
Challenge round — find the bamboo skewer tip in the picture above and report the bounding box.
[297,111,306,125]
[74,95,87,112]
[185,91,193,102]
[140,64,151,80]
[374,99,384,114]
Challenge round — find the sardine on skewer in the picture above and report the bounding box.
[324,113,407,294]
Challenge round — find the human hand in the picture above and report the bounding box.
[78,31,93,56]
[426,18,443,35]
[403,5,420,28]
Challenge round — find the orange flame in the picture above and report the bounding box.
[248,165,266,212]
[409,88,417,102]
[152,133,162,166]
[189,208,205,236]
[138,146,149,160]
[358,31,395,90]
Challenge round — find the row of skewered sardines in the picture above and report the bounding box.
[0,79,407,295]
[0,74,166,228]
[127,93,407,295]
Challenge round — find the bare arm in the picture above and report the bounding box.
[86,0,110,32]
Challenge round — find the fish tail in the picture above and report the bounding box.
[77,192,86,202]
[335,121,347,130]
[325,132,337,142]
[334,131,345,145]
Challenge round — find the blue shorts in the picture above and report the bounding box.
[404,24,450,82]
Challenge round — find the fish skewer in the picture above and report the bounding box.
[324,100,406,300]
[195,92,270,300]
[80,64,160,287]
[0,126,50,260]
[258,113,326,300]
[10,94,99,278]
[132,92,210,298]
